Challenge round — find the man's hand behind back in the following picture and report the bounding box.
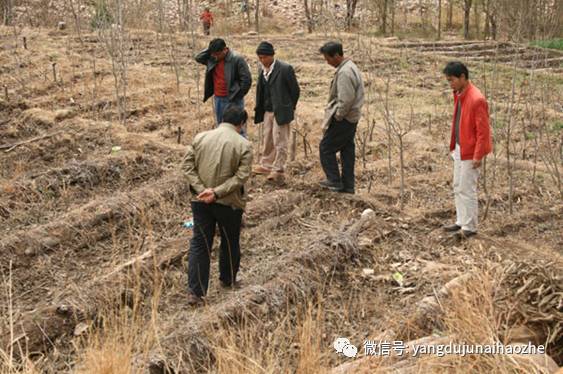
[197,188,217,204]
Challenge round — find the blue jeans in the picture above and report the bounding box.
[214,96,246,137]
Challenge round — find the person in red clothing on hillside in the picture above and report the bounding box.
[442,61,492,240]
[200,7,213,35]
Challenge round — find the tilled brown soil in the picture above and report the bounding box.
[0,27,561,373]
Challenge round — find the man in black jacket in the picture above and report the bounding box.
[253,41,300,182]
[195,38,252,131]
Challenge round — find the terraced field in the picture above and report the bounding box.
[0,27,561,373]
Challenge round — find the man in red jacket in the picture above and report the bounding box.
[442,62,492,239]
[200,7,213,35]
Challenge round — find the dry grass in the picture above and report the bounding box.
[204,300,327,374]
[74,310,152,374]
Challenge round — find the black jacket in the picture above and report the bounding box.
[254,60,300,125]
[195,49,252,102]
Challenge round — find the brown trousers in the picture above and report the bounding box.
[260,112,289,172]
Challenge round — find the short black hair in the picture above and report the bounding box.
[208,38,227,53]
[319,41,343,57]
[222,105,248,126]
[443,61,469,80]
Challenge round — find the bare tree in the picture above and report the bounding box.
[254,0,260,33]
[303,0,313,33]
[390,0,395,35]
[241,0,251,27]
[463,0,472,39]
[484,0,490,37]
[536,86,562,199]
[447,0,454,29]
[67,0,83,43]
[177,0,190,31]
[487,0,498,40]
[473,0,481,38]
[437,0,442,40]
[96,0,129,126]
[345,0,358,30]
[381,0,388,34]
[380,78,414,210]
[1,0,13,25]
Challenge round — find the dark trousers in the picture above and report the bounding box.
[188,201,243,297]
[319,118,357,190]
[203,22,211,35]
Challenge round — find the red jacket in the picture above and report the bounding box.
[450,82,492,161]
[200,11,213,24]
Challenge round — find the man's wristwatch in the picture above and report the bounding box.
[212,190,218,200]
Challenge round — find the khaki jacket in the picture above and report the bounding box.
[322,59,365,131]
[182,123,253,210]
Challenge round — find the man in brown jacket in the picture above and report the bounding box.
[182,105,253,305]
[319,41,365,194]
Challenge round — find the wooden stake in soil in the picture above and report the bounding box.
[23,36,27,50]
[177,126,184,144]
[303,131,308,158]
[258,122,264,158]
[4,85,8,101]
[290,127,297,161]
[52,63,57,83]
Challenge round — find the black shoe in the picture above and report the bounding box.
[443,224,461,232]
[319,180,343,191]
[460,230,477,238]
[220,280,241,289]
[454,230,477,240]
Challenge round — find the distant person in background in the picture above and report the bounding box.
[442,61,492,239]
[241,0,248,13]
[318,41,364,194]
[195,38,252,134]
[182,105,253,305]
[200,7,213,36]
[253,41,300,183]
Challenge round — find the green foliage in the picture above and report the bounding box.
[493,120,506,130]
[530,39,563,51]
[551,121,563,133]
[91,0,113,29]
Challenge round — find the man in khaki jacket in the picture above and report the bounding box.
[319,41,364,194]
[182,105,253,305]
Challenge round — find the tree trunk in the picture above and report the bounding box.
[419,0,425,29]
[303,0,313,33]
[2,0,13,25]
[345,0,357,30]
[390,0,395,35]
[382,0,388,34]
[437,0,442,40]
[447,0,453,29]
[528,0,537,40]
[255,0,260,33]
[484,0,490,38]
[243,0,251,27]
[463,0,472,39]
[399,135,405,210]
[490,0,497,40]
[473,0,480,39]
